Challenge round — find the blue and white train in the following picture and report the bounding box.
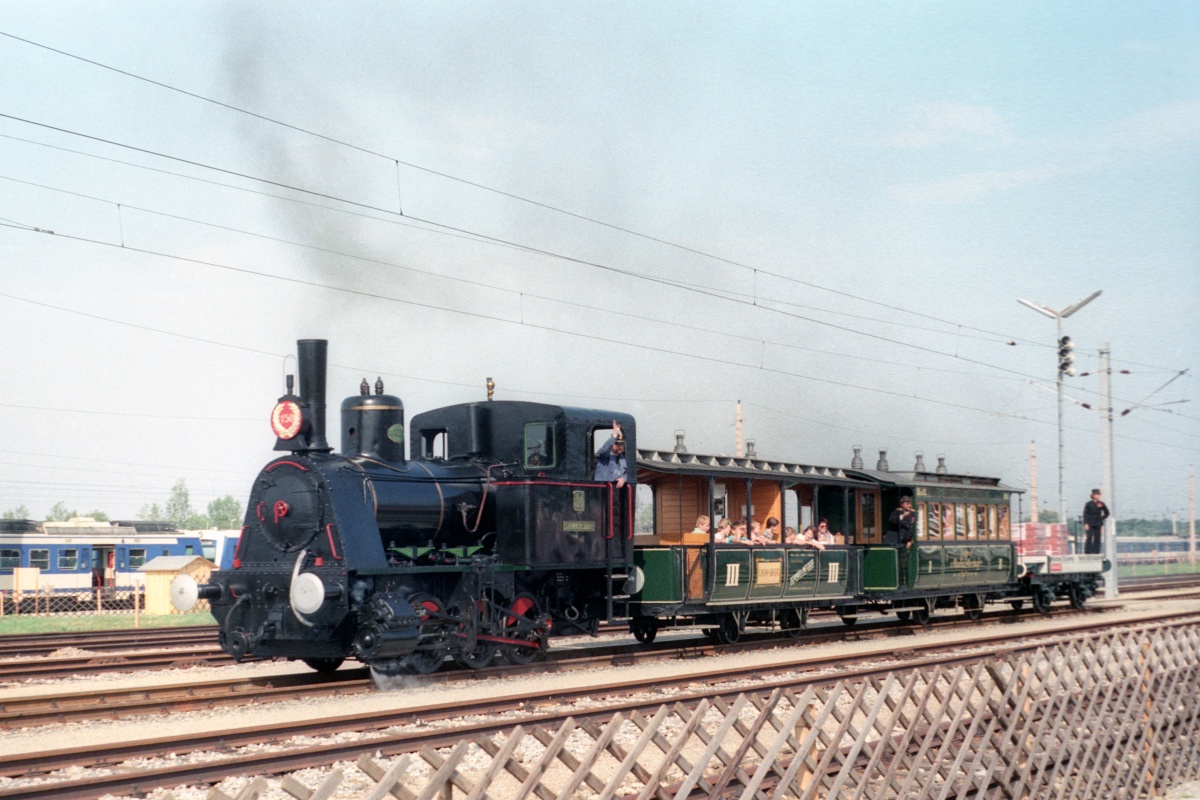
[0,518,207,594]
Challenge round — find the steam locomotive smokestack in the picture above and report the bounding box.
[297,339,330,451]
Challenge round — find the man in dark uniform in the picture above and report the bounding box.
[593,421,627,488]
[595,421,628,539]
[888,496,916,585]
[1083,489,1110,555]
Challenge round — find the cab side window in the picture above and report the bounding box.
[421,429,447,460]
[524,422,556,469]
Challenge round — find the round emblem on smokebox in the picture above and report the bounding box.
[271,400,303,439]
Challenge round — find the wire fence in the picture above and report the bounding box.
[0,587,210,618]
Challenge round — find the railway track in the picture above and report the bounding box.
[5,575,1200,683]
[1,609,1196,800]
[0,572,1193,678]
[0,626,217,659]
[0,601,1118,725]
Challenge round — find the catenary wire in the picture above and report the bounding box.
[0,171,1033,387]
[0,30,1050,346]
[2,219,1192,454]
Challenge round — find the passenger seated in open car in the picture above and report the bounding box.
[713,519,733,543]
[799,526,826,551]
[683,515,711,545]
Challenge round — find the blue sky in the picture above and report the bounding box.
[0,2,1197,520]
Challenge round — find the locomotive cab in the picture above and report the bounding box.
[410,402,637,587]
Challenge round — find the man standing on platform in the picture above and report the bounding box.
[1083,489,1110,555]
[888,496,916,584]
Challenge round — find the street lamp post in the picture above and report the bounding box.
[1017,291,1102,531]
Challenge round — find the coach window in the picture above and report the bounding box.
[916,503,927,540]
[30,549,49,570]
[997,505,1010,538]
[0,549,18,569]
[954,504,966,539]
[858,490,878,543]
[965,504,977,539]
[524,423,556,469]
[129,548,147,569]
[987,505,998,540]
[927,503,941,540]
[58,549,78,570]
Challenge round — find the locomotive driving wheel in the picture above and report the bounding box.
[401,593,447,675]
[502,593,547,665]
[302,657,344,674]
[452,600,496,670]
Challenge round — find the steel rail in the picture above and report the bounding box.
[0,601,1116,725]
[0,610,1196,800]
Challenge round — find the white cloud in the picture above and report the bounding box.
[890,165,1061,205]
[887,103,1013,148]
[1095,98,1200,151]
[890,98,1200,204]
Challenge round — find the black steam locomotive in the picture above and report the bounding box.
[174,340,636,677]
[175,339,1107,680]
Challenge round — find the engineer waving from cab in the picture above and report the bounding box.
[594,420,627,488]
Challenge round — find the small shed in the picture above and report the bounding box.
[140,555,216,615]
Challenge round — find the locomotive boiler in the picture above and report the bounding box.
[173,339,637,677]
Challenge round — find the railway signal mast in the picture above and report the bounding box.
[1017,291,1102,531]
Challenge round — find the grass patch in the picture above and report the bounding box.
[0,612,216,636]
[1118,560,1200,579]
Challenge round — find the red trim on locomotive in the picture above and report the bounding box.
[265,460,309,472]
[233,525,247,569]
[325,523,341,560]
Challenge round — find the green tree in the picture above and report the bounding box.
[84,510,109,522]
[2,504,30,520]
[207,496,243,529]
[184,512,211,530]
[138,502,164,521]
[45,502,77,522]
[165,479,194,528]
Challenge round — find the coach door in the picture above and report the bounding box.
[856,489,882,545]
[91,547,115,593]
